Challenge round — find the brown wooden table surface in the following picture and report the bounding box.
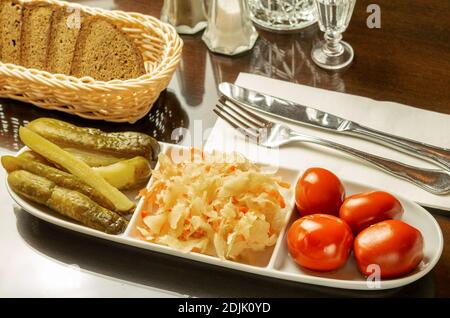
[0,0,449,297]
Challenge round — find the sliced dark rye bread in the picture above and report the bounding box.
[0,0,23,64]
[20,1,53,70]
[71,16,146,81]
[47,6,85,75]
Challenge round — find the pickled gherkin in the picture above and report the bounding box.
[18,151,51,165]
[93,156,151,190]
[2,155,116,211]
[27,118,160,161]
[8,170,128,234]
[19,127,135,214]
[64,148,126,167]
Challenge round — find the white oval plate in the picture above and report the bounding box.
[5,144,444,290]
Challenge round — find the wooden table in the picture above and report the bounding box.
[0,0,448,297]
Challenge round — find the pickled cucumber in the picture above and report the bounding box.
[18,151,52,165]
[93,156,151,190]
[27,118,160,161]
[64,148,126,167]
[19,127,135,214]
[2,155,116,211]
[8,170,128,234]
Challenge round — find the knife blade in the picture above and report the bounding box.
[218,82,450,172]
[218,82,351,132]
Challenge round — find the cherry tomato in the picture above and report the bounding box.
[287,214,353,271]
[354,220,423,279]
[339,191,403,234]
[295,168,345,216]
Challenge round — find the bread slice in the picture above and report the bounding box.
[20,2,54,70]
[0,0,23,64]
[47,6,84,74]
[71,16,146,81]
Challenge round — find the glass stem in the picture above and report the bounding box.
[323,31,344,56]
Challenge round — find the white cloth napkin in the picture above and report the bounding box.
[205,73,450,211]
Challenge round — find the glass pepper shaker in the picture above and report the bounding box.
[161,0,208,34]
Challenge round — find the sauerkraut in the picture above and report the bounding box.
[136,149,290,260]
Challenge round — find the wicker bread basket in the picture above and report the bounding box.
[0,0,183,123]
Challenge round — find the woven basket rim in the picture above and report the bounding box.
[0,0,183,89]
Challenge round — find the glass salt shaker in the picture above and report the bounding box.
[202,0,259,56]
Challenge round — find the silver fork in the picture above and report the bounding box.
[214,97,450,195]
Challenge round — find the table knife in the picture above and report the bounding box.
[219,82,450,172]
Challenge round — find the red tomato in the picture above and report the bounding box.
[354,220,423,279]
[339,191,403,234]
[287,214,353,271]
[295,168,345,216]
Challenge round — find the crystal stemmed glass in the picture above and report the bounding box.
[311,0,356,70]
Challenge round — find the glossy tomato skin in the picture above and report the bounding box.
[287,214,353,271]
[339,191,404,234]
[354,220,423,279]
[295,168,345,216]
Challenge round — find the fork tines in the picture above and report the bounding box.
[214,96,271,140]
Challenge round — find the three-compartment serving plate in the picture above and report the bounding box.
[6,143,444,290]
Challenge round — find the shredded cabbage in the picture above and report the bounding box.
[136,149,290,260]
